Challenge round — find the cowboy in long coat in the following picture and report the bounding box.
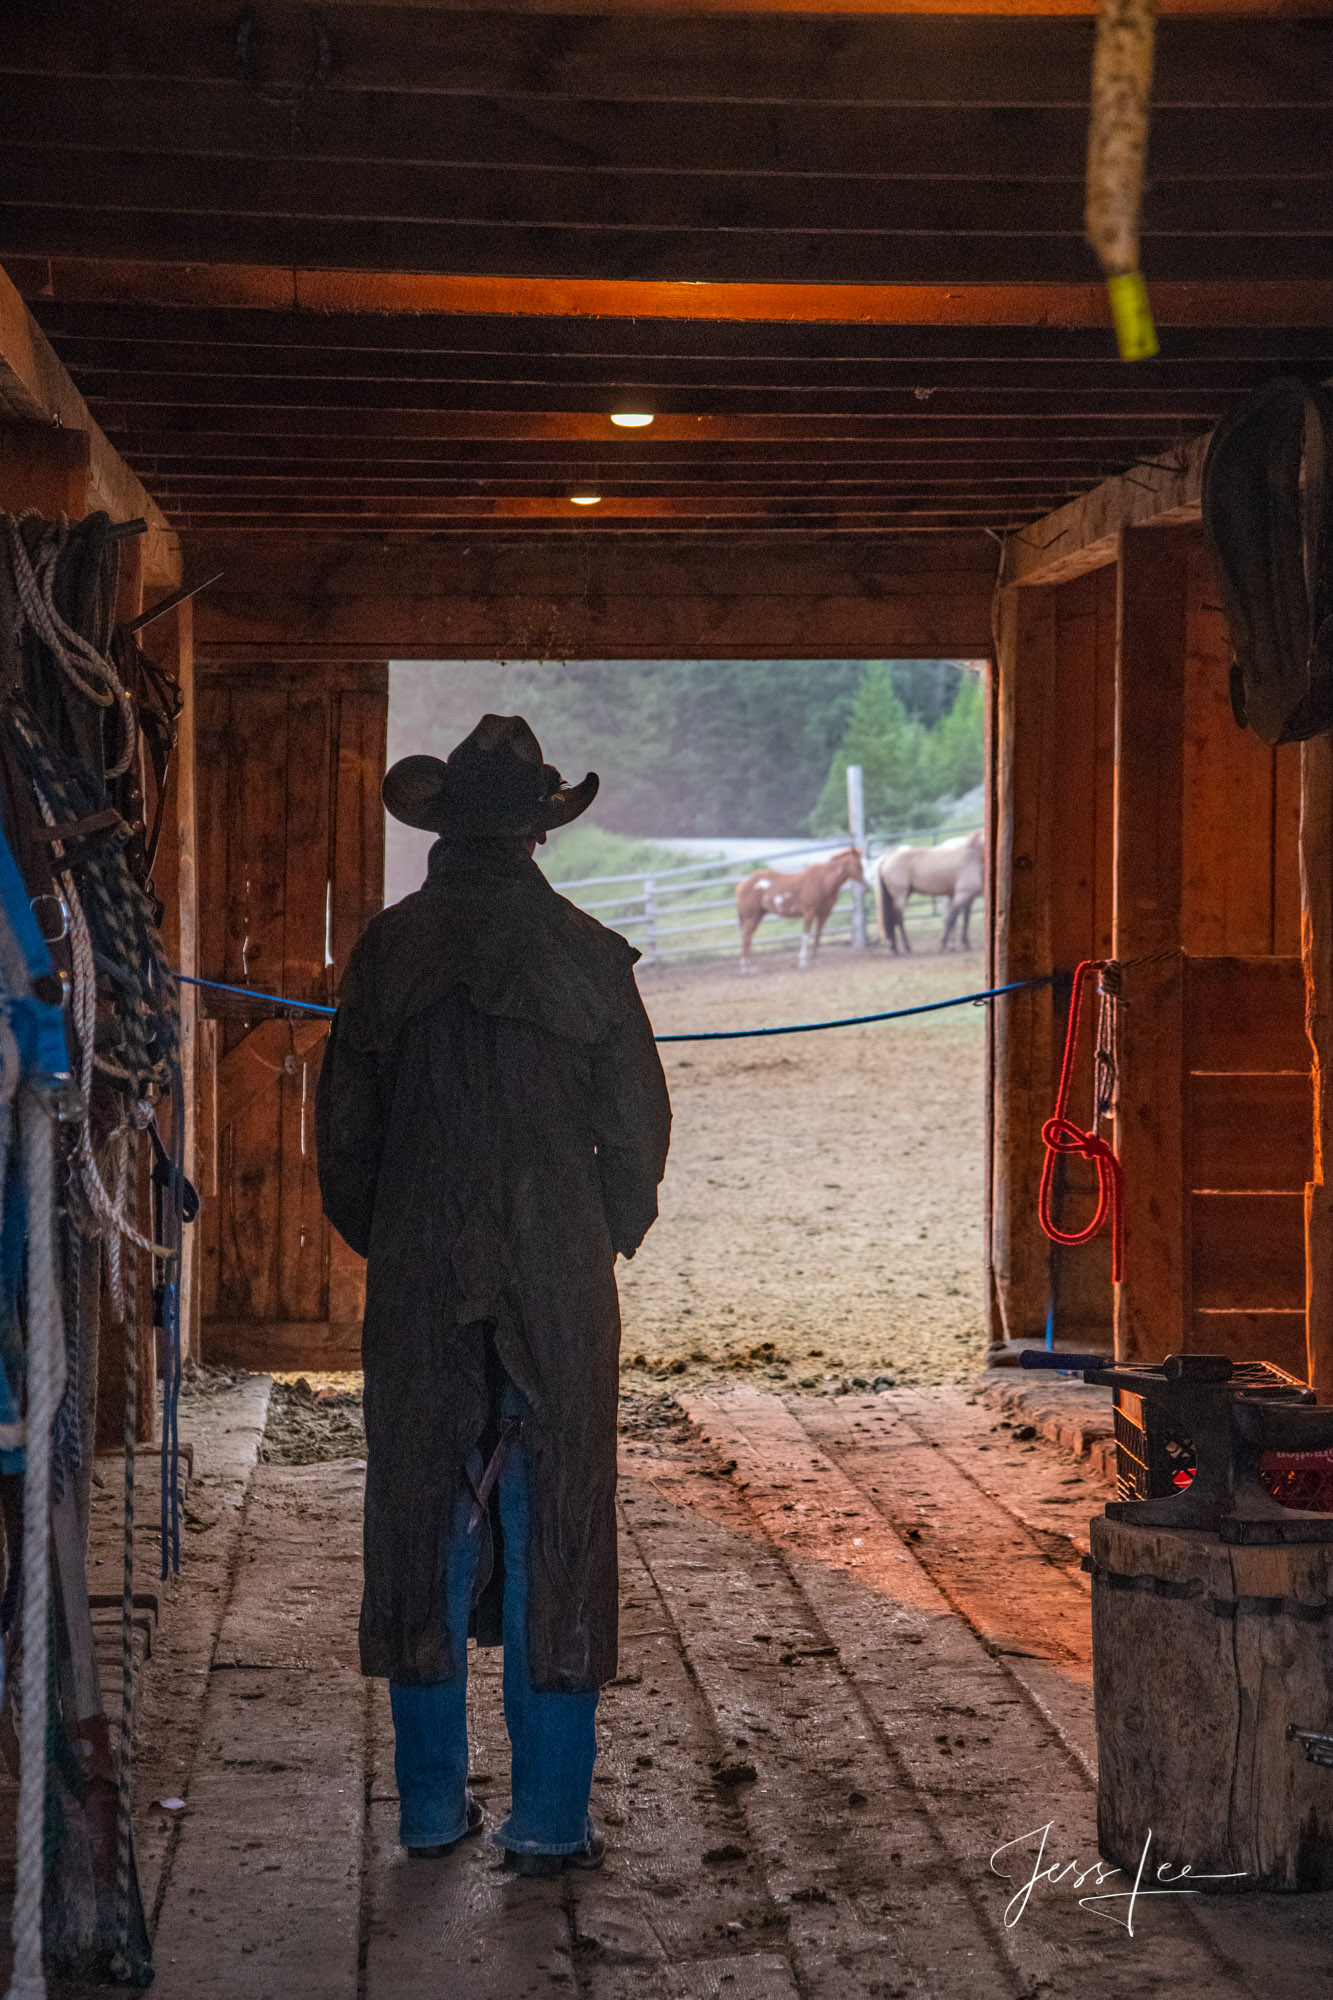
[316,715,671,1875]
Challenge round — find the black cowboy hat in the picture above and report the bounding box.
[381,713,599,837]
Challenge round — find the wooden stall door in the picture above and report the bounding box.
[995,530,1308,1374]
[1114,528,1308,1372]
[990,563,1117,1350]
[194,664,387,1371]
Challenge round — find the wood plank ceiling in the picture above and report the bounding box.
[3,1,1333,546]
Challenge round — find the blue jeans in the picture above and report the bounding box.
[389,1399,600,1855]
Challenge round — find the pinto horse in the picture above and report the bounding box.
[874,829,985,954]
[735,847,866,973]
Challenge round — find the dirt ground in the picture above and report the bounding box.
[621,932,990,1394]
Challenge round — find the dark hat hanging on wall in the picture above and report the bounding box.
[382,713,599,837]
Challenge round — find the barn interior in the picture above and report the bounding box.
[3,2,1333,1994]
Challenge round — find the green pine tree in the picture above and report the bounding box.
[921,669,985,800]
[809,661,939,836]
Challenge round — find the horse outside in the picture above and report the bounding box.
[735,846,867,972]
[540,823,985,973]
[874,829,986,954]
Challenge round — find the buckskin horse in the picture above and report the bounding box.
[874,829,985,954]
[735,847,866,973]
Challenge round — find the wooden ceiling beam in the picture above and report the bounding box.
[6,8,1327,105]
[157,479,1074,501]
[124,445,1196,474]
[15,259,1333,331]
[7,81,1321,186]
[166,492,1045,518]
[95,407,1209,442]
[7,148,1330,245]
[189,525,999,662]
[43,338,1333,398]
[15,258,1328,332]
[30,300,1333,366]
[1008,434,1208,584]
[4,208,1326,287]
[143,460,1114,482]
[176,524,1032,540]
[164,508,1064,529]
[74,376,1232,419]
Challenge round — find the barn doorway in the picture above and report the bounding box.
[387,656,992,1393]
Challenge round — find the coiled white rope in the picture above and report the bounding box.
[3,514,137,780]
[5,1085,68,2000]
[32,795,172,1270]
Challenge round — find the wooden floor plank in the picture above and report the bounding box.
[800,1388,1333,1999]
[889,1384,1110,1561]
[93,1376,274,1920]
[797,1392,1098,1779]
[123,1379,1333,1999]
[150,1461,367,2000]
[626,1437,1017,1998]
[664,1954,799,1999]
[681,1388,1255,1999]
[362,1655,575,2000]
[580,1494,788,1995]
[361,1478,770,1997]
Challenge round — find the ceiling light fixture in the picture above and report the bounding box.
[570,492,602,505]
[610,412,654,428]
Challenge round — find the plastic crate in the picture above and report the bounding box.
[1112,1360,1311,1505]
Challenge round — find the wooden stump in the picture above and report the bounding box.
[1091,1513,1333,1890]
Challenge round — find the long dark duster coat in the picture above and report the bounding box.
[315,838,671,1693]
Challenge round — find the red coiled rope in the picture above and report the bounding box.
[1038,958,1124,1282]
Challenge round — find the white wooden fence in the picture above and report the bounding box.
[547,821,981,967]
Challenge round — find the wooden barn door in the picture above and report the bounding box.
[993,529,1308,1375]
[194,663,387,1371]
[991,564,1118,1352]
[1114,527,1306,1373]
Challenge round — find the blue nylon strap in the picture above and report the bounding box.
[175,972,335,1015]
[174,971,1043,1041]
[653,980,1040,1041]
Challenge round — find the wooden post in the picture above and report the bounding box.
[989,582,1058,1348]
[142,598,199,1358]
[984,651,1001,1344]
[846,762,867,948]
[1091,1514,1333,1889]
[1112,525,1193,1363]
[1301,733,1333,1395]
[174,602,200,1361]
[643,877,660,968]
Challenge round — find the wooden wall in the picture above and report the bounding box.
[991,564,1117,1349]
[1115,526,1305,1372]
[140,593,200,1365]
[0,425,191,1431]
[991,525,1308,1374]
[193,532,998,664]
[194,663,387,1371]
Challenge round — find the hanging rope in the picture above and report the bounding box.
[3,516,137,780]
[5,1084,68,2000]
[1085,0,1159,361]
[1038,959,1125,1281]
[174,969,1045,1037]
[1,708,178,1098]
[32,793,173,1268]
